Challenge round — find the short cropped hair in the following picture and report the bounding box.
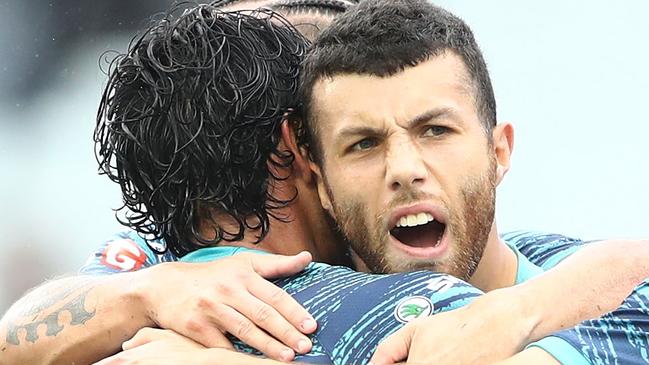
[269,0,355,41]
[300,0,497,161]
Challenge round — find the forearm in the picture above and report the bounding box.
[514,239,649,341]
[0,272,153,365]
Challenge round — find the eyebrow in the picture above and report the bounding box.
[335,107,457,140]
[408,107,456,128]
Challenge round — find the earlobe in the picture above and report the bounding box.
[310,161,336,219]
[280,118,313,184]
[492,123,514,185]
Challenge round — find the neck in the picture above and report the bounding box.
[258,184,351,266]
[468,221,518,292]
[198,207,320,257]
[199,178,350,266]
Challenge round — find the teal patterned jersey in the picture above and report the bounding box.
[181,246,483,364]
[79,230,649,364]
[504,231,649,365]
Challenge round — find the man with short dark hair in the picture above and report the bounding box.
[298,1,649,364]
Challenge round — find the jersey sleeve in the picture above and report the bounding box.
[506,231,649,364]
[502,230,593,270]
[537,279,649,365]
[78,230,177,275]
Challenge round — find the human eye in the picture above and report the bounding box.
[422,125,450,137]
[349,138,377,152]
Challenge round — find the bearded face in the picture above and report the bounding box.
[310,54,502,280]
[326,156,496,280]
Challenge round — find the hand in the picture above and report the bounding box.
[93,328,287,365]
[121,327,227,352]
[370,288,537,365]
[92,327,205,365]
[135,251,317,362]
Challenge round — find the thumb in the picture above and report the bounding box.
[369,324,415,365]
[249,251,312,278]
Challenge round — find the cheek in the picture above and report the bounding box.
[426,143,491,195]
[327,157,383,192]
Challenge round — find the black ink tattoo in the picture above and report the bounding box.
[5,277,98,346]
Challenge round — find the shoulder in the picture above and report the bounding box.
[501,230,592,270]
[551,278,649,364]
[79,230,178,274]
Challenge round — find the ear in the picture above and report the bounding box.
[491,123,514,185]
[280,118,313,184]
[307,156,336,219]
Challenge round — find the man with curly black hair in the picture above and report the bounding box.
[1,4,348,364]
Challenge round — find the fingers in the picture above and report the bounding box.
[182,317,235,350]
[369,324,414,365]
[214,305,298,362]
[122,327,171,350]
[245,251,317,336]
[122,327,215,351]
[233,286,313,354]
[248,251,312,279]
[247,273,317,337]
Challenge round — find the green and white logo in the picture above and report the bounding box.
[394,296,434,323]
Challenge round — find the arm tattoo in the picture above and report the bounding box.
[4,277,98,345]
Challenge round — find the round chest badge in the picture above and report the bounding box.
[394,296,434,323]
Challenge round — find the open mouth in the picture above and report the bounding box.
[389,212,446,249]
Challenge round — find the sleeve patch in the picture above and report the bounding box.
[100,239,147,272]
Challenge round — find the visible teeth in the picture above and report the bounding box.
[399,216,408,227]
[395,212,435,227]
[407,215,417,226]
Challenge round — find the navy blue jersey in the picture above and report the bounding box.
[182,246,482,364]
[79,230,649,364]
[504,231,649,365]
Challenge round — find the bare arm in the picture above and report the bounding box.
[0,273,151,365]
[0,252,316,365]
[370,239,649,365]
[91,328,306,365]
[516,239,649,342]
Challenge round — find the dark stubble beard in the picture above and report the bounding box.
[327,158,497,281]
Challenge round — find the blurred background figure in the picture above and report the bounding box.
[1,0,648,314]
[0,0,175,311]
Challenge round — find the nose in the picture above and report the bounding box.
[385,138,427,191]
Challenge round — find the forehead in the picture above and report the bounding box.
[310,52,477,134]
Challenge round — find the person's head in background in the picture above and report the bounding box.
[221,0,356,41]
[95,2,354,265]
[300,0,515,283]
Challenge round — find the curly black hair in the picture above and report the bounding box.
[95,4,309,256]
